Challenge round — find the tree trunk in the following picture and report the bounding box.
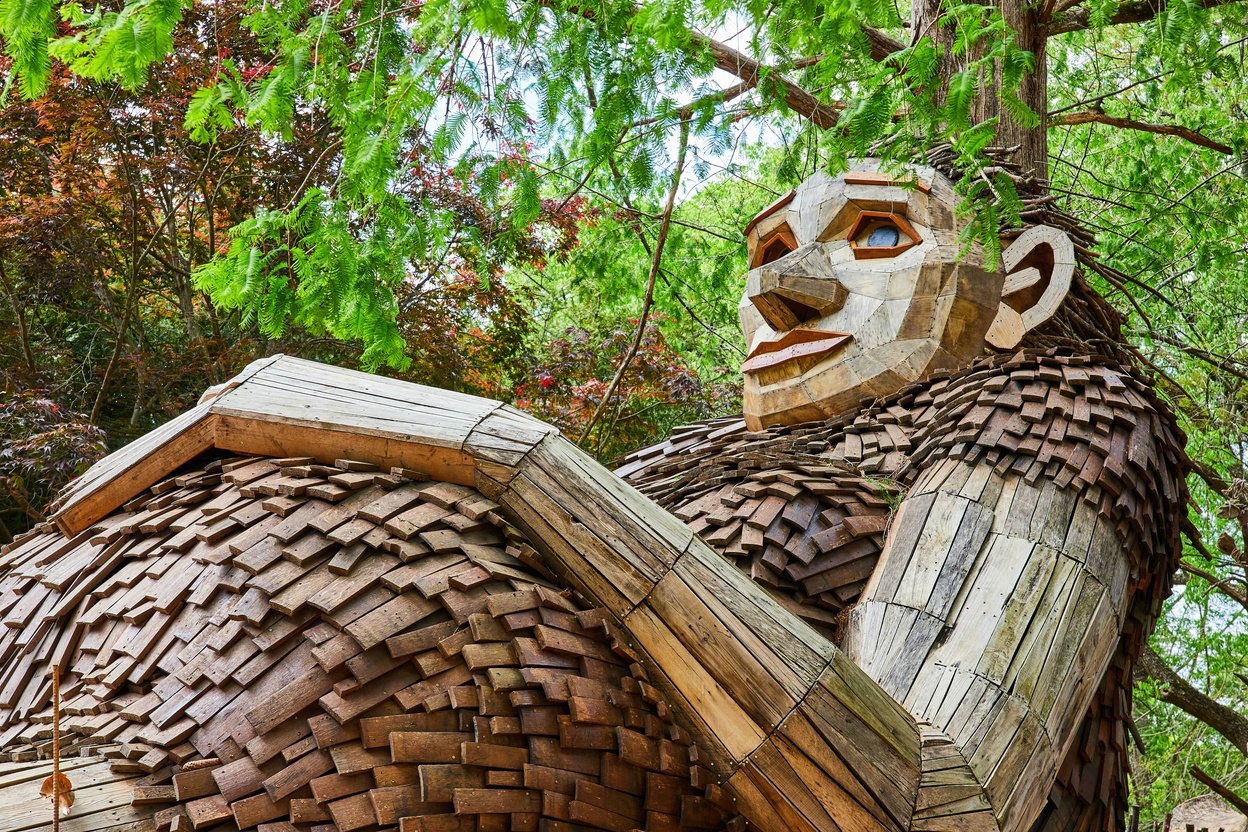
[997,2,1048,182]
[910,0,1050,184]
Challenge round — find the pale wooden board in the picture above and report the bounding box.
[53,406,217,536]
[0,758,150,831]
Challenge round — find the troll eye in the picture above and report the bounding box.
[865,224,900,247]
[752,225,797,268]
[848,212,920,259]
[758,237,794,266]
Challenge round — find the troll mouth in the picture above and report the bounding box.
[742,328,853,374]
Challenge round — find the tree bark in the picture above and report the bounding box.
[1001,1,1048,182]
[910,0,1049,183]
[1050,111,1233,154]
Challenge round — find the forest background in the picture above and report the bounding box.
[0,0,1247,822]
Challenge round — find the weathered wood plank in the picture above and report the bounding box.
[53,407,218,536]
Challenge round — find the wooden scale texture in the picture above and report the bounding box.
[0,456,730,832]
[618,348,1190,832]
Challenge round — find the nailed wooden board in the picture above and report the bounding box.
[0,759,150,831]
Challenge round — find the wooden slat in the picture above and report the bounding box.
[53,407,217,536]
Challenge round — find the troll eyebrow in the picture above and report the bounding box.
[743,190,795,236]
[844,171,932,193]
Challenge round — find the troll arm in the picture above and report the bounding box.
[479,427,921,832]
[845,457,1128,832]
[471,408,1125,832]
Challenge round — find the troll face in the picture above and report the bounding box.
[740,160,1075,430]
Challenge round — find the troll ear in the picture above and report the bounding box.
[985,224,1076,350]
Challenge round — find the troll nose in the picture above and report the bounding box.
[747,243,848,332]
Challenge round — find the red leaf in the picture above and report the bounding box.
[40,772,74,815]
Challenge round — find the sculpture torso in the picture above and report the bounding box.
[619,349,1189,832]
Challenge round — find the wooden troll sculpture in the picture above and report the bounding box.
[0,160,1187,832]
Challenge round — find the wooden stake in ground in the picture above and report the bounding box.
[40,666,72,828]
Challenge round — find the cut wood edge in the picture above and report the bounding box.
[51,355,524,536]
[52,406,219,537]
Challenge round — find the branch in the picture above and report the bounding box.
[860,26,907,61]
[689,36,843,128]
[577,120,690,445]
[627,79,754,130]
[1048,0,1247,35]
[1049,110,1234,154]
[1191,766,1248,817]
[1180,560,1248,612]
[1136,645,1248,753]
[534,0,897,129]
[698,26,904,126]
[1146,331,1248,383]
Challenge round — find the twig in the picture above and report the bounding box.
[339,1,421,32]
[1179,561,1248,612]
[658,268,747,357]
[577,121,691,445]
[1048,69,1171,117]
[626,80,755,131]
[1147,332,1248,384]
[52,666,60,832]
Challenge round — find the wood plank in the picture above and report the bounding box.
[213,414,475,488]
[620,603,766,762]
[643,570,797,730]
[53,407,218,536]
[345,594,440,651]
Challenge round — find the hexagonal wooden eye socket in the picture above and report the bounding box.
[751,225,798,269]
[848,211,920,260]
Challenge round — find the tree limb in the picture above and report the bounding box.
[1136,645,1248,754]
[1049,110,1234,154]
[534,0,903,129]
[692,25,906,126]
[681,35,844,128]
[859,26,907,61]
[1180,560,1248,612]
[1191,765,1248,817]
[1048,0,1247,35]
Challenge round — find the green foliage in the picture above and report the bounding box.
[184,81,237,141]
[193,191,411,369]
[0,0,53,97]
[47,0,190,90]
[0,391,107,524]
